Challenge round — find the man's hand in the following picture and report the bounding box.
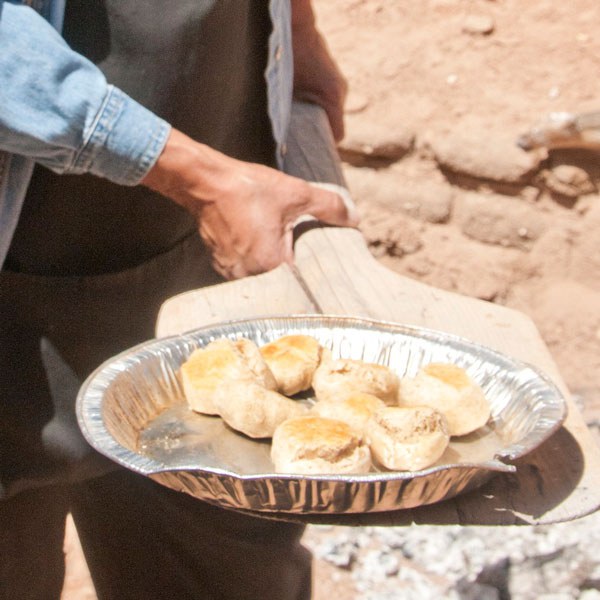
[291,0,348,141]
[141,129,358,280]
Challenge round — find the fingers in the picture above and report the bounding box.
[198,165,359,280]
[299,182,359,229]
[209,224,296,281]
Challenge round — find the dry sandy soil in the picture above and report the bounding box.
[61,1,600,597]
[320,0,600,409]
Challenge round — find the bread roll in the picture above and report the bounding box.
[312,350,399,404]
[310,392,386,438]
[367,406,450,471]
[230,337,277,390]
[398,363,490,436]
[260,334,322,395]
[180,337,276,415]
[213,381,307,439]
[271,415,372,475]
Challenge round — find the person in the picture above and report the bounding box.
[0,1,357,598]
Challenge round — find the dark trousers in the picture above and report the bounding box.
[1,473,311,600]
[0,234,311,600]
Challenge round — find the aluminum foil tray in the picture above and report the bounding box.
[76,315,567,515]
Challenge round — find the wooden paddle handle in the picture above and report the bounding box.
[284,100,347,186]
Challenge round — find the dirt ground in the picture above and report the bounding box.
[317,0,600,406]
[61,1,600,597]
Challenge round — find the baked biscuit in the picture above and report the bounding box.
[231,337,277,390]
[312,350,399,404]
[366,406,450,471]
[180,337,276,415]
[271,415,372,475]
[398,363,490,436]
[213,381,307,439]
[260,334,322,396]
[310,392,386,438]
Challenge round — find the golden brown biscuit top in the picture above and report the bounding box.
[341,392,386,417]
[330,359,393,380]
[277,416,360,461]
[372,407,446,438]
[260,335,321,359]
[422,363,471,389]
[180,345,240,379]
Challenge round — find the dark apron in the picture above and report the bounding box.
[0,236,314,600]
[0,5,312,599]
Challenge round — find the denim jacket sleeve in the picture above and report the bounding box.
[0,2,170,186]
[0,0,293,269]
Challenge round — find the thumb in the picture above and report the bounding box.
[292,182,360,229]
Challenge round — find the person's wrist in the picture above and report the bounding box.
[141,129,233,214]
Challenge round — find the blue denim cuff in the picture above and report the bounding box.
[72,86,170,186]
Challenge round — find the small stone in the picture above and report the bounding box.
[428,120,543,184]
[340,114,415,161]
[542,165,596,198]
[548,85,561,99]
[462,15,495,35]
[317,539,358,569]
[359,550,400,580]
[344,166,453,223]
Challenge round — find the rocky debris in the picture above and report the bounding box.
[339,113,415,162]
[306,511,600,600]
[541,165,596,198]
[345,166,453,223]
[454,191,547,249]
[359,206,423,258]
[312,537,359,569]
[395,182,453,223]
[425,122,545,184]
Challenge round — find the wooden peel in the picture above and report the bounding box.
[156,102,600,526]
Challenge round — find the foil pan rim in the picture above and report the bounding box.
[76,314,567,513]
